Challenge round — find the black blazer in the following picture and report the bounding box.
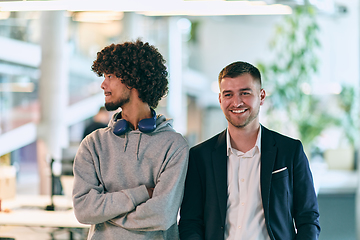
[179,126,320,240]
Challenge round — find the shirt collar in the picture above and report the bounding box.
[226,126,262,157]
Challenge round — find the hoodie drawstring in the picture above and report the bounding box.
[123,132,141,161]
[136,133,142,161]
[123,133,128,152]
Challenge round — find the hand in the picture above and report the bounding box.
[147,187,154,198]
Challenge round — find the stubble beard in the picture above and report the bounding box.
[105,97,130,111]
[227,106,260,129]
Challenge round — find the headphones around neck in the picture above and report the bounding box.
[113,109,157,136]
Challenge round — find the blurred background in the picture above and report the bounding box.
[0,0,359,239]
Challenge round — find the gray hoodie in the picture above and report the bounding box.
[72,113,189,240]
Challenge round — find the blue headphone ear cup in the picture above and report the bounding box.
[138,118,156,133]
[113,119,129,136]
[138,109,157,133]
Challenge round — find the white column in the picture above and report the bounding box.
[356,2,360,239]
[121,12,142,42]
[357,133,360,240]
[37,11,69,194]
[357,0,360,234]
[167,17,187,135]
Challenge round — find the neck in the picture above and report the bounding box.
[228,122,260,153]
[121,102,152,130]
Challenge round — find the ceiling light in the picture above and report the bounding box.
[140,2,292,16]
[0,0,292,16]
[0,1,67,11]
[72,11,124,23]
[0,11,10,19]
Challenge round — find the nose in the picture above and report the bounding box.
[233,95,243,107]
[100,78,107,90]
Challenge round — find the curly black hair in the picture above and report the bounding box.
[91,39,168,108]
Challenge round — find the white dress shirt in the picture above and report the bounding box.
[224,128,270,240]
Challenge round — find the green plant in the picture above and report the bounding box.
[257,5,339,153]
[337,84,359,148]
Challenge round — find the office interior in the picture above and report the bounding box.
[0,0,359,239]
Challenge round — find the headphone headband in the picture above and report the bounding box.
[113,109,157,136]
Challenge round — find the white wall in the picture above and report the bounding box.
[317,0,359,87]
[197,15,281,87]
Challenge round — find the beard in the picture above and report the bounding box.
[105,97,130,111]
[226,106,260,129]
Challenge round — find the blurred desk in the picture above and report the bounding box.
[0,195,89,239]
[318,170,358,195]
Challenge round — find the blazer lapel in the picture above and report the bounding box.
[260,126,277,220]
[212,130,228,224]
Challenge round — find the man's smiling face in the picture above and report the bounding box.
[218,73,265,130]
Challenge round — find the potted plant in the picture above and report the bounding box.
[257,5,340,156]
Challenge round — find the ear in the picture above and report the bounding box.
[218,93,222,104]
[131,88,139,97]
[260,89,266,106]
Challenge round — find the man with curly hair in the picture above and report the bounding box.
[72,40,189,240]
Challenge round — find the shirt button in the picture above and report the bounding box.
[241,178,244,182]
[241,202,245,206]
[238,226,241,229]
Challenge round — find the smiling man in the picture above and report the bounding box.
[179,61,320,240]
[72,40,189,240]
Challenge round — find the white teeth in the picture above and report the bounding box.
[232,109,246,113]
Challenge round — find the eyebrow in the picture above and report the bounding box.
[221,88,253,94]
[239,88,253,92]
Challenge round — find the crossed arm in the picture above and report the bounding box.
[72,140,189,231]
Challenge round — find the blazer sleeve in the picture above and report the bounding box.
[179,148,205,240]
[293,141,321,239]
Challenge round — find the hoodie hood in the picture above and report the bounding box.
[108,111,174,134]
[108,111,175,160]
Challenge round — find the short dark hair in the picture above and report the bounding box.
[91,39,168,108]
[218,61,262,88]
